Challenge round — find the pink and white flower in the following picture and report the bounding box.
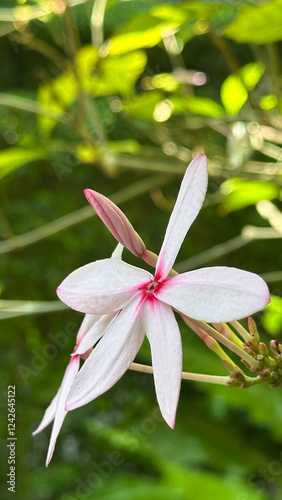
[33,245,122,466]
[57,155,270,428]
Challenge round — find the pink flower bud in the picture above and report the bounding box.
[84,189,146,257]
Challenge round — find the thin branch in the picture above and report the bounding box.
[91,0,108,48]
[175,229,282,274]
[0,175,172,254]
[129,362,230,386]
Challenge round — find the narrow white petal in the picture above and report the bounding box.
[156,155,208,281]
[75,313,101,345]
[66,294,145,411]
[111,242,124,259]
[46,356,80,466]
[76,312,117,355]
[156,267,270,322]
[142,299,182,428]
[32,392,59,435]
[57,259,151,314]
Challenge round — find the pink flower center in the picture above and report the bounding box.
[147,280,159,293]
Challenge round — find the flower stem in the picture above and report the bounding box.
[230,321,252,342]
[194,320,260,371]
[129,362,230,386]
[182,315,236,366]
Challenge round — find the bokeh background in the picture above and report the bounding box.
[1,1,282,499]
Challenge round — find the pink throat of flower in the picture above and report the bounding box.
[139,279,162,297]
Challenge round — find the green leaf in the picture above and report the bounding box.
[0,148,48,180]
[221,75,248,115]
[37,72,77,137]
[105,12,183,56]
[171,96,224,118]
[240,62,265,90]
[219,178,280,214]
[220,62,264,115]
[88,51,147,96]
[224,0,282,44]
[261,295,282,336]
[123,91,164,121]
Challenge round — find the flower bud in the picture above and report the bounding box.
[84,189,146,257]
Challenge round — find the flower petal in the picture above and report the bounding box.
[156,267,270,322]
[57,259,151,314]
[84,189,146,257]
[46,356,80,466]
[111,242,124,259]
[66,293,145,411]
[75,313,100,345]
[75,312,117,355]
[155,155,208,281]
[32,392,59,435]
[142,299,182,428]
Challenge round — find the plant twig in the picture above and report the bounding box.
[129,362,230,385]
[0,175,173,254]
[91,0,108,48]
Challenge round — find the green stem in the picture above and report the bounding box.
[230,321,252,342]
[194,320,260,371]
[91,0,108,48]
[129,362,230,386]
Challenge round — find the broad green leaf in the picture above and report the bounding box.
[37,72,76,137]
[0,147,48,180]
[224,0,282,44]
[221,62,264,115]
[221,75,248,115]
[123,91,163,121]
[240,62,265,90]
[171,96,224,118]
[261,295,282,336]
[77,46,147,96]
[76,45,99,87]
[88,51,147,96]
[105,12,182,56]
[37,48,147,137]
[219,178,280,214]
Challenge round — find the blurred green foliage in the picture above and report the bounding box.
[0,1,282,500]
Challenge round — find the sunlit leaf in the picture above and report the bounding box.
[89,51,147,96]
[0,147,48,180]
[240,62,265,90]
[123,91,163,121]
[261,295,282,336]
[171,96,224,118]
[219,178,280,214]
[224,0,282,44]
[220,63,264,115]
[37,72,76,137]
[221,75,247,115]
[104,12,182,56]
